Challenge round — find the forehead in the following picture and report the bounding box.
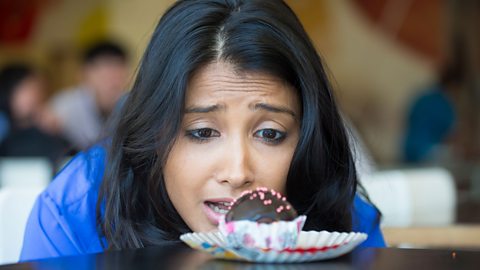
[16,75,44,90]
[186,62,299,105]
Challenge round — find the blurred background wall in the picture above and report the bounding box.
[289,0,438,164]
[2,0,473,164]
[0,0,176,91]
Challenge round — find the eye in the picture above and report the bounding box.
[254,129,286,144]
[186,128,220,142]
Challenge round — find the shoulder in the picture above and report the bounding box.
[20,145,108,260]
[50,87,94,113]
[51,86,84,102]
[414,88,451,108]
[352,194,386,247]
[353,195,378,222]
[43,144,107,207]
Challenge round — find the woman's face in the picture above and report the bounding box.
[163,62,301,232]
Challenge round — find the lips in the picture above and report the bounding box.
[203,198,234,225]
[205,201,231,215]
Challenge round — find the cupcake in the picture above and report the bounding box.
[180,187,368,262]
[219,187,306,250]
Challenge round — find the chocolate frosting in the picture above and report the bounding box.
[225,187,297,223]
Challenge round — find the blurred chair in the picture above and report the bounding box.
[0,187,43,265]
[0,158,52,188]
[362,167,456,227]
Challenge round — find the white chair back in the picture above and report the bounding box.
[362,167,456,227]
[0,158,52,188]
[0,187,44,265]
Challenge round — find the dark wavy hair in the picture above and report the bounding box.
[98,0,359,249]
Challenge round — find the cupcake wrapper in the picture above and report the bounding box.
[219,215,306,250]
[180,230,368,263]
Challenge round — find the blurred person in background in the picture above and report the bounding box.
[0,63,70,163]
[403,63,462,164]
[48,40,129,150]
[0,108,8,142]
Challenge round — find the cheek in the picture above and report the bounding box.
[163,138,221,231]
[164,143,189,199]
[164,140,210,183]
[163,140,210,207]
[254,144,296,194]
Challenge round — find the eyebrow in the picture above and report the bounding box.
[184,104,225,114]
[184,102,296,119]
[250,103,297,118]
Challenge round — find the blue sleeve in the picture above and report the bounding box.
[360,219,385,248]
[19,145,107,262]
[19,193,82,261]
[353,195,386,248]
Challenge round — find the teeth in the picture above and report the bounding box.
[207,201,232,207]
[212,205,229,215]
[206,202,230,214]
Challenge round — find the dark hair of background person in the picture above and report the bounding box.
[97,0,362,249]
[83,40,128,65]
[439,36,465,88]
[0,63,33,123]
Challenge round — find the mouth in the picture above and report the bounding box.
[205,201,231,215]
[203,198,234,225]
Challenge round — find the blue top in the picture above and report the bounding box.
[404,86,456,163]
[19,145,385,262]
[0,111,9,143]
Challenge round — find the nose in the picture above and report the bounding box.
[217,135,254,189]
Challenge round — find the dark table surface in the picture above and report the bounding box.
[1,245,479,270]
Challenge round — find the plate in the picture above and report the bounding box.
[180,230,367,263]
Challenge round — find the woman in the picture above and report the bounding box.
[20,0,385,261]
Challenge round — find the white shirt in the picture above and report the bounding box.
[50,86,103,149]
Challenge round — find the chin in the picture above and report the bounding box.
[194,224,216,233]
